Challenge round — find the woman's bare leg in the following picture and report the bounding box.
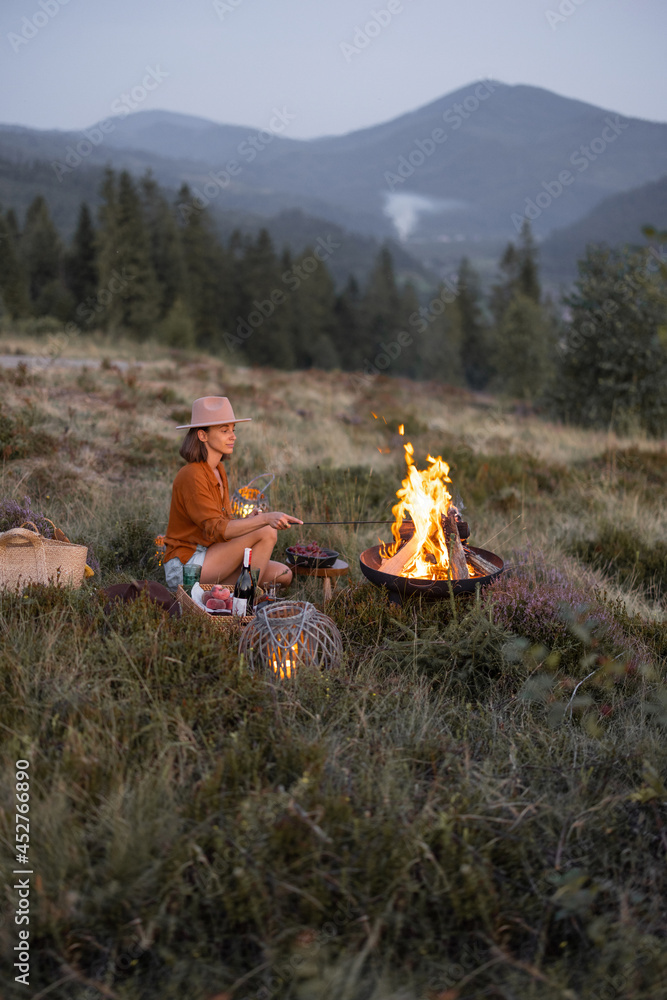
[200,524,277,585]
[263,560,293,587]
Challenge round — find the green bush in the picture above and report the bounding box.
[554,246,667,436]
[97,507,163,576]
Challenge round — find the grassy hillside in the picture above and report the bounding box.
[1,336,666,999]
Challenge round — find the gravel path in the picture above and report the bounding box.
[0,354,133,370]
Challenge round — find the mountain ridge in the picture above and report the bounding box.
[2,80,667,285]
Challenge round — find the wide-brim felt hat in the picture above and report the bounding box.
[176,396,252,429]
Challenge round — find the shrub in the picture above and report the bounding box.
[120,434,180,472]
[484,550,633,669]
[0,405,58,460]
[586,445,667,500]
[598,591,667,662]
[97,508,162,576]
[16,314,65,336]
[22,462,93,505]
[570,525,667,602]
[0,494,54,536]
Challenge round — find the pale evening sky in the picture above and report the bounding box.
[1,0,666,138]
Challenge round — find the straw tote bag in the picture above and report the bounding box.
[0,521,88,590]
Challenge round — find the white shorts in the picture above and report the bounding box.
[164,544,207,591]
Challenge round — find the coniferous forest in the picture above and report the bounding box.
[1,167,666,435]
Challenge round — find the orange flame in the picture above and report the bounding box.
[380,441,480,580]
[272,642,298,680]
[398,424,404,436]
[154,535,166,566]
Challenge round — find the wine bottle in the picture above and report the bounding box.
[233,547,254,616]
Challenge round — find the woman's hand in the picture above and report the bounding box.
[263,511,304,530]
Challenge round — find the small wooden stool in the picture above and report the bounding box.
[293,558,349,603]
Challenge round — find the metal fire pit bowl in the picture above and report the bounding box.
[359,544,503,604]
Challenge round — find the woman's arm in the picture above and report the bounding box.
[222,511,303,538]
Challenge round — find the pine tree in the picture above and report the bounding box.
[289,247,339,370]
[160,297,196,350]
[490,220,541,325]
[141,172,184,319]
[398,280,420,378]
[555,245,667,435]
[457,257,492,389]
[229,228,293,365]
[333,276,362,371]
[20,195,66,316]
[359,246,402,372]
[178,184,228,350]
[494,294,553,401]
[96,170,160,336]
[5,209,20,243]
[416,288,464,385]
[65,202,98,317]
[517,220,541,302]
[0,210,29,318]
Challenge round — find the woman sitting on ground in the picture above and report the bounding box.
[162,396,302,591]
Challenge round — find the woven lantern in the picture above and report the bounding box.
[231,473,275,519]
[238,600,342,679]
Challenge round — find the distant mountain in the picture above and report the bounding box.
[0,115,386,238]
[540,174,667,284]
[2,82,667,287]
[99,108,299,166]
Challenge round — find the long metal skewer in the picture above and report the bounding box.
[296,520,394,525]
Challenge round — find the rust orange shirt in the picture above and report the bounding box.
[164,461,233,564]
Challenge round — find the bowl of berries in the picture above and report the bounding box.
[286,541,339,569]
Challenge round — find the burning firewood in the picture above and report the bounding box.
[379,533,421,576]
[465,549,498,577]
[444,510,470,580]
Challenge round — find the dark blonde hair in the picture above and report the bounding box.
[179,427,229,463]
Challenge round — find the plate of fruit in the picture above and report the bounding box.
[200,584,234,613]
[286,542,339,569]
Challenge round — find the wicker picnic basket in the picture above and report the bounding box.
[176,583,253,629]
[0,521,88,590]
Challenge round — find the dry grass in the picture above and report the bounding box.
[1,339,666,999]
